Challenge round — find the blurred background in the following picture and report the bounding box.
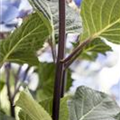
[0,0,120,116]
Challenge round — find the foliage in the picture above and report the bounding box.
[17,86,120,120]
[81,0,120,44]
[36,63,72,101]
[80,38,112,61]
[68,86,120,120]
[29,0,82,35]
[0,0,120,120]
[16,90,52,120]
[0,80,5,91]
[39,96,70,120]
[0,12,52,66]
[0,111,15,120]
[115,113,120,119]
[18,110,32,120]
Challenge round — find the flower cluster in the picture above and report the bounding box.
[74,0,82,7]
[0,0,32,33]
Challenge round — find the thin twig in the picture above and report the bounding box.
[5,63,15,117]
[22,66,30,82]
[14,66,22,88]
[12,84,21,101]
[48,39,56,63]
[5,63,11,101]
[12,66,30,100]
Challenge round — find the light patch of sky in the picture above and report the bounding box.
[98,43,120,93]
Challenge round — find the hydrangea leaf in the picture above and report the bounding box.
[80,38,112,61]
[81,0,120,44]
[36,63,72,101]
[16,90,52,120]
[29,0,82,35]
[0,12,52,67]
[0,111,15,120]
[0,81,5,91]
[68,86,120,120]
[115,112,120,119]
[18,110,32,120]
[39,96,70,120]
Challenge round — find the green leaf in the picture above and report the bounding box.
[39,98,53,116]
[0,81,5,91]
[40,96,70,120]
[81,0,120,44]
[0,12,52,67]
[0,111,15,120]
[18,110,32,120]
[68,86,120,120]
[29,0,82,34]
[60,97,70,120]
[36,63,72,101]
[36,63,55,101]
[80,38,112,61]
[80,52,98,61]
[66,69,73,92]
[83,38,112,54]
[115,112,120,119]
[16,90,52,120]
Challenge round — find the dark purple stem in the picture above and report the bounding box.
[52,0,66,120]
[62,39,91,69]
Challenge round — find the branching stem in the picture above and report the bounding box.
[52,0,66,120]
[62,39,91,69]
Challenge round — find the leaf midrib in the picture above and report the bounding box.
[92,18,120,39]
[79,100,104,120]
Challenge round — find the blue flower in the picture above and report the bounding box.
[74,0,82,7]
[0,0,32,32]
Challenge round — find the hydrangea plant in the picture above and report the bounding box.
[0,0,120,120]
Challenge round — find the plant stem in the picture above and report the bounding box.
[10,101,15,118]
[14,66,22,88]
[61,68,67,97]
[62,39,91,69]
[52,0,66,120]
[5,63,15,117]
[12,66,30,100]
[64,50,82,69]
[48,39,56,63]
